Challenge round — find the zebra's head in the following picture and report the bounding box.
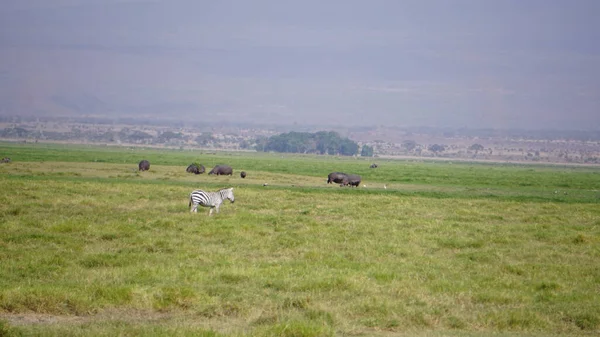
[222,187,235,203]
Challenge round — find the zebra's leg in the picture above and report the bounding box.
[209,207,214,216]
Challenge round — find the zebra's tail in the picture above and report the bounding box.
[188,193,192,208]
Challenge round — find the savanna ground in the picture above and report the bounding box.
[0,142,599,337]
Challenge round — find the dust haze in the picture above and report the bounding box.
[1,0,599,130]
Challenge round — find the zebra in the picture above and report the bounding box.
[189,187,235,215]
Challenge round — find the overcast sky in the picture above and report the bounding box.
[1,0,599,130]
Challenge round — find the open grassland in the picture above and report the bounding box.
[0,142,599,336]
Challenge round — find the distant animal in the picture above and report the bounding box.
[208,164,233,176]
[370,163,378,168]
[138,160,150,171]
[186,164,205,174]
[0,157,11,163]
[189,187,235,215]
[327,172,348,184]
[341,174,362,187]
[240,171,247,178]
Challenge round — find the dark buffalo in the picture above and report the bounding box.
[370,163,378,168]
[327,172,348,184]
[138,160,150,171]
[240,171,247,178]
[341,174,361,187]
[208,164,233,176]
[186,164,206,174]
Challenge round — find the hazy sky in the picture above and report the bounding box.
[1,0,599,129]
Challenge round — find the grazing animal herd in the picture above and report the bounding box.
[135,159,376,215]
[327,172,361,187]
[135,160,239,215]
[138,160,232,177]
[5,155,375,217]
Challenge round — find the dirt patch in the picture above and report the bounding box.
[0,310,251,334]
[1,313,87,325]
[1,309,181,326]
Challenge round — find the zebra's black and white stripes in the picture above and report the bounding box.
[189,187,235,215]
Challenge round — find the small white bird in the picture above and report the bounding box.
[384,184,387,189]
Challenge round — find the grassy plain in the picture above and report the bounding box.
[0,142,599,336]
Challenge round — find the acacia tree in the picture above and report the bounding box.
[469,143,484,152]
[428,144,446,155]
[361,145,374,157]
[402,140,417,151]
[339,139,358,156]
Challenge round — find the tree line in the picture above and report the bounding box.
[258,131,372,156]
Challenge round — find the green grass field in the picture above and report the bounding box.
[1,142,599,336]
